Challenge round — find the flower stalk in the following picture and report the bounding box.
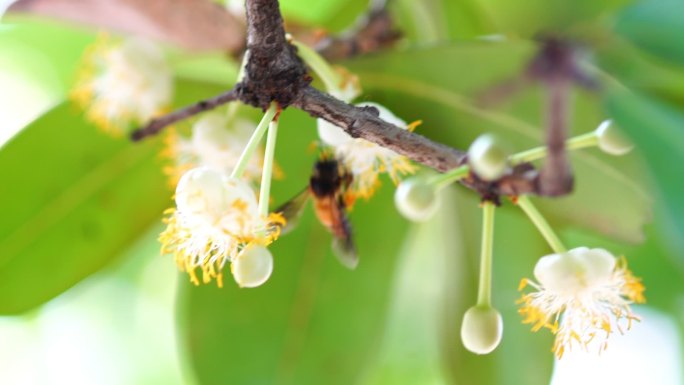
[429,165,470,189]
[425,129,604,191]
[231,103,277,179]
[477,201,496,306]
[509,131,599,164]
[516,195,567,254]
[259,118,279,217]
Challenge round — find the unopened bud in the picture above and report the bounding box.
[468,134,509,181]
[596,120,633,155]
[394,177,440,222]
[461,305,504,354]
[231,245,274,288]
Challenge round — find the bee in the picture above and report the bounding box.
[275,156,358,269]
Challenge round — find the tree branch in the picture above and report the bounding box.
[314,9,401,61]
[528,38,578,196]
[294,86,466,171]
[131,87,239,141]
[130,0,584,201]
[537,79,573,196]
[237,0,310,109]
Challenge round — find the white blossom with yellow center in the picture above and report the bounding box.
[164,113,264,184]
[160,167,284,287]
[317,102,416,198]
[72,37,173,135]
[518,247,645,358]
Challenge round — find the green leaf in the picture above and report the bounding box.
[0,104,168,314]
[0,79,227,314]
[347,42,650,242]
[615,0,684,67]
[361,188,457,385]
[597,39,684,105]
[0,16,96,90]
[462,0,628,38]
[280,0,367,32]
[177,110,410,385]
[606,91,684,258]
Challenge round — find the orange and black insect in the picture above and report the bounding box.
[276,155,358,269]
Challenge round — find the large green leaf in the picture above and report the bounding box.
[461,0,628,38]
[615,0,684,67]
[391,0,629,43]
[0,79,227,314]
[347,42,650,242]
[280,0,367,32]
[360,187,457,385]
[597,39,684,105]
[0,104,168,314]
[606,91,684,259]
[177,109,410,385]
[0,16,96,89]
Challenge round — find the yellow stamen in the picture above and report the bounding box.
[407,120,423,132]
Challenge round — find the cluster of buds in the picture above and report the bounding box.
[394,121,644,357]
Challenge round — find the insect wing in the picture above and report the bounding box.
[274,187,310,234]
[330,197,358,269]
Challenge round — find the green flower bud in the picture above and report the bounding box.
[394,177,440,222]
[468,134,509,181]
[231,245,274,288]
[596,120,633,156]
[461,305,504,354]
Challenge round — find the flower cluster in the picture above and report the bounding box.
[163,113,266,185]
[71,37,173,136]
[396,125,643,358]
[160,167,284,287]
[70,32,648,361]
[518,247,645,358]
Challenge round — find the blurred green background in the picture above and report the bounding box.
[1,0,683,384]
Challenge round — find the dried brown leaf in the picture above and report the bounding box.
[9,0,246,52]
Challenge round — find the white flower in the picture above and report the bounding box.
[72,37,173,135]
[518,247,645,358]
[164,113,264,184]
[317,102,416,198]
[160,167,284,287]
